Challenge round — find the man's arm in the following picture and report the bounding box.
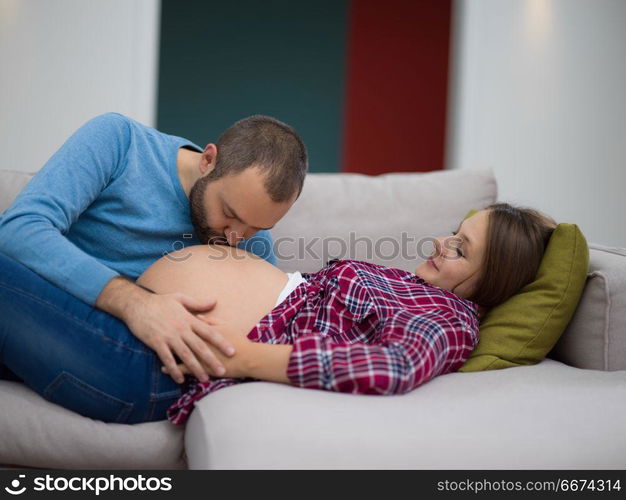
[0,113,128,305]
[0,114,234,382]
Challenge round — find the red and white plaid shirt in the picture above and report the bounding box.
[167,259,480,425]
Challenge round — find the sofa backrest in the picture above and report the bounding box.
[0,170,33,214]
[1,167,498,274]
[271,169,497,273]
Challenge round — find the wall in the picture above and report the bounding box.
[157,0,348,174]
[157,0,451,174]
[3,0,624,247]
[0,0,160,173]
[1,0,451,176]
[448,0,626,247]
[343,0,451,174]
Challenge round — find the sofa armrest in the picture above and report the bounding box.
[549,243,626,370]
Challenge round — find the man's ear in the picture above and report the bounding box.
[199,143,218,175]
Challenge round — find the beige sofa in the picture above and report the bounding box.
[1,168,625,469]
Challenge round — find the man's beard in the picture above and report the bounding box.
[188,174,228,245]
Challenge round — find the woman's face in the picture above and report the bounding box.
[414,210,490,299]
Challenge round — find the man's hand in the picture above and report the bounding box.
[163,314,293,385]
[96,276,235,384]
[162,315,254,380]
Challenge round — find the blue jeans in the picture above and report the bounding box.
[0,252,182,424]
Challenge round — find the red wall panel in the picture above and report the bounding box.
[342,0,452,174]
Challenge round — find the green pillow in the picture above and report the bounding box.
[458,210,589,371]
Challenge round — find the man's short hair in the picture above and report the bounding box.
[209,115,308,202]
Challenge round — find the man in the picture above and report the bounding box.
[0,113,307,420]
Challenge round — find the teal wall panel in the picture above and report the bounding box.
[157,0,348,173]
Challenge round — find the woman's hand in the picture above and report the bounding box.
[161,314,253,380]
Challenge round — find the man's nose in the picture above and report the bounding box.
[224,227,244,246]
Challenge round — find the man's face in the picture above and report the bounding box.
[189,166,296,246]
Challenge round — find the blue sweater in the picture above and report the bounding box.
[0,113,276,305]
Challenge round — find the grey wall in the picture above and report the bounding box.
[448,0,626,247]
[0,0,160,173]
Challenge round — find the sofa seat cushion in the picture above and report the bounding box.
[185,359,626,469]
[0,381,186,469]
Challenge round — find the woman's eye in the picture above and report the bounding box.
[451,231,464,257]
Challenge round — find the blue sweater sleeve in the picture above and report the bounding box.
[0,113,131,305]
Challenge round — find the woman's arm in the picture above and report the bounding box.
[282,311,477,394]
[245,343,292,384]
[170,310,476,394]
[165,317,292,384]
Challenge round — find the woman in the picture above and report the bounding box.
[0,202,555,425]
[138,202,556,425]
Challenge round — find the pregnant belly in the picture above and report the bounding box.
[136,245,289,336]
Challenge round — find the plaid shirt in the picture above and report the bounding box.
[167,259,480,425]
